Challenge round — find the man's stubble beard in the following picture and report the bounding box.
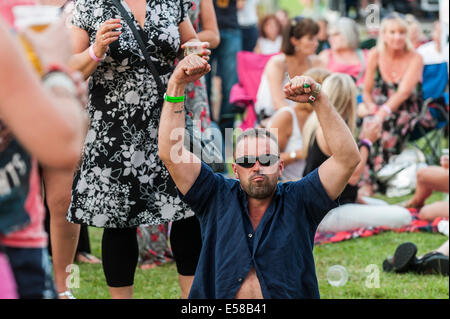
[241,175,278,199]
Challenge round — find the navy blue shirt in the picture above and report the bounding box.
[213,0,239,29]
[179,162,338,299]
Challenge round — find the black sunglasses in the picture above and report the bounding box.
[235,154,280,169]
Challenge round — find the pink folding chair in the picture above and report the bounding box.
[230,51,276,130]
[0,252,18,299]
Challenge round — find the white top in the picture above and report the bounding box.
[417,41,448,65]
[237,0,259,26]
[268,107,305,182]
[257,36,282,55]
[255,54,303,117]
[255,72,295,117]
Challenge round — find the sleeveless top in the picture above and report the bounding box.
[304,135,357,204]
[255,54,310,118]
[327,49,367,86]
[268,107,305,182]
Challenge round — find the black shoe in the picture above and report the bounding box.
[382,257,394,272]
[383,242,418,273]
[416,252,449,276]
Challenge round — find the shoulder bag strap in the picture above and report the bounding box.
[110,0,164,93]
[179,0,185,22]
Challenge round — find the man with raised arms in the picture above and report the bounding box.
[158,54,360,298]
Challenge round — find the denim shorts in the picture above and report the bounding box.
[3,246,57,299]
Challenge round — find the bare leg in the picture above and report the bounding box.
[406,166,449,208]
[108,286,133,299]
[418,201,449,221]
[42,167,80,297]
[178,275,194,299]
[436,240,449,257]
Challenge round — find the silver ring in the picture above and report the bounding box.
[102,34,105,40]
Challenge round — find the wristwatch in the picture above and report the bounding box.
[290,151,296,159]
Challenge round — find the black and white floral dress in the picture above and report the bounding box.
[68,0,194,228]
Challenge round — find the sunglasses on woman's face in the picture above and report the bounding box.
[235,154,280,169]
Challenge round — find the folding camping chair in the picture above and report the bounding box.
[408,46,449,165]
[229,51,276,130]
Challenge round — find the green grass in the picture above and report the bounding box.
[315,232,448,299]
[70,191,448,299]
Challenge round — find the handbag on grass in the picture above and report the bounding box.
[110,0,224,171]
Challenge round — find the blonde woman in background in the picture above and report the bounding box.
[361,13,435,196]
[267,68,330,182]
[302,73,411,232]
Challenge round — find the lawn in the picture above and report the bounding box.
[70,192,449,299]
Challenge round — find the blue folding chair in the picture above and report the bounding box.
[409,41,449,164]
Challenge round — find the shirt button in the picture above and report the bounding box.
[248,234,253,238]
[238,277,243,282]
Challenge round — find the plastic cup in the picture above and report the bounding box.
[184,42,206,57]
[326,265,348,287]
[13,5,60,31]
[12,5,60,75]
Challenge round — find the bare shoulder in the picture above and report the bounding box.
[409,51,423,64]
[265,54,286,76]
[268,54,285,67]
[365,48,379,69]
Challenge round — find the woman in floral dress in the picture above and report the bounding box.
[361,13,434,194]
[136,0,219,298]
[68,0,200,298]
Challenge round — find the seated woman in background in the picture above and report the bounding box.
[302,73,411,232]
[405,154,449,222]
[405,14,428,49]
[318,17,367,87]
[361,12,435,196]
[267,68,330,182]
[255,16,324,120]
[253,14,282,55]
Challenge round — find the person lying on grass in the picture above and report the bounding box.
[158,54,360,299]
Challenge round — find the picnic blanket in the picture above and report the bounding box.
[314,208,447,245]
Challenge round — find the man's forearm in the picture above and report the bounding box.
[314,94,360,167]
[158,82,187,163]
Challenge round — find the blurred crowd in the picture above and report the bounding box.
[0,0,448,299]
